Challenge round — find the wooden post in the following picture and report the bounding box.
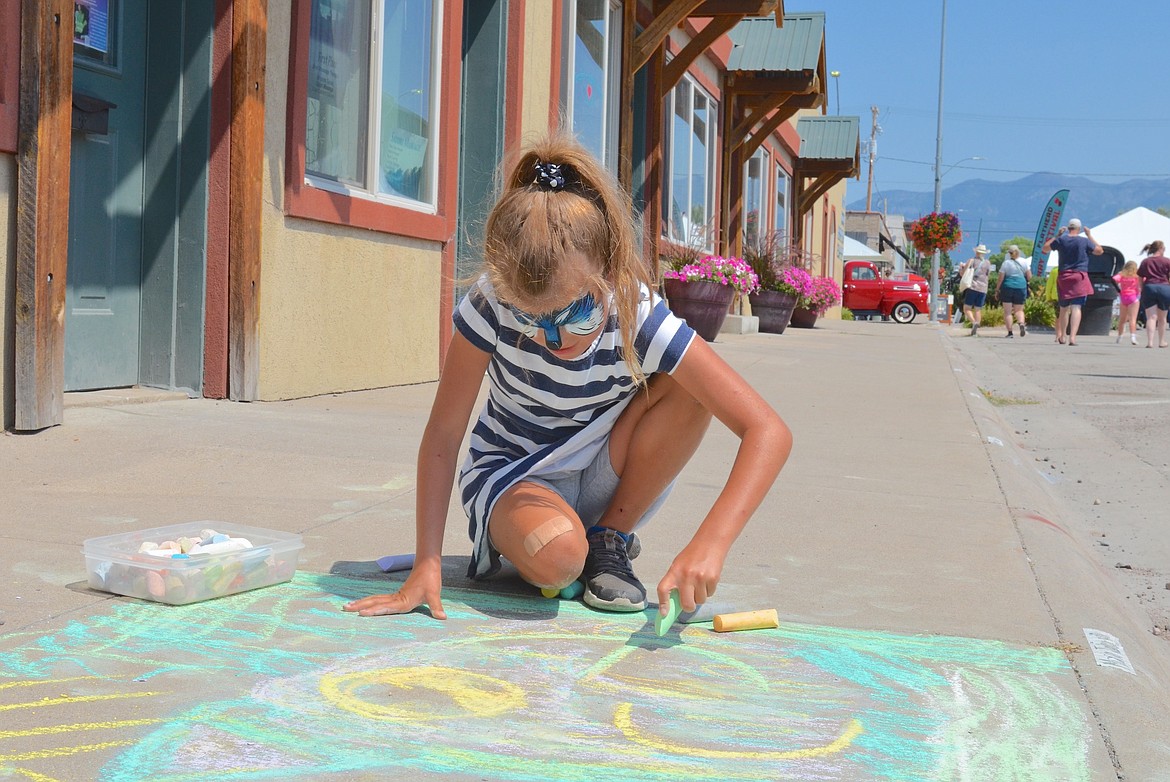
[228,0,266,401]
[617,0,636,189]
[645,45,664,276]
[14,0,72,431]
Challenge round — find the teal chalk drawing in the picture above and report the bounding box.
[0,574,1092,781]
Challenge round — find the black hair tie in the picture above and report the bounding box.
[534,160,569,191]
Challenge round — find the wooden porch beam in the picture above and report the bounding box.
[632,0,704,74]
[14,0,72,431]
[227,0,266,401]
[729,92,790,140]
[662,14,740,91]
[654,0,780,17]
[797,170,848,215]
[740,104,799,160]
[725,72,816,95]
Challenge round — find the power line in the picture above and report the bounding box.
[879,153,1170,177]
[883,106,1170,127]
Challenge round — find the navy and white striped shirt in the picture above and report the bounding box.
[454,275,696,578]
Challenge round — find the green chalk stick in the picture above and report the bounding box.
[655,589,682,636]
[559,580,584,600]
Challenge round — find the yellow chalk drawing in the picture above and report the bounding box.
[6,767,61,782]
[0,719,163,739]
[0,740,138,762]
[0,691,163,712]
[319,666,527,722]
[0,677,165,774]
[613,702,864,760]
[0,677,101,691]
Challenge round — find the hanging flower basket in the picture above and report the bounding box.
[907,212,963,255]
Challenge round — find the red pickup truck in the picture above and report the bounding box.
[841,260,930,324]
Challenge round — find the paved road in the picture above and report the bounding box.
[948,323,1170,639]
[2,319,1168,780]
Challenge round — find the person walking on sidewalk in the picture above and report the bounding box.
[958,245,992,335]
[1137,240,1170,348]
[1112,260,1142,345]
[345,134,792,621]
[1042,218,1103,346]
[996,244,1032,338]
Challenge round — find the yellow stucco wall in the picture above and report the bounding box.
[257,4,442,401]
[1,153,14,429]
[521,2,556,140]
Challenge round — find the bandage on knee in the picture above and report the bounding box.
[523,516,575,557]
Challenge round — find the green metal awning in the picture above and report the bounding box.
[793,115,860,226]
[727,12,824,75]
[796,115,860,165]
[719,12,828,256]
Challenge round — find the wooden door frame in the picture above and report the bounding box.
[13,0,265,428]
[14,0,72,431]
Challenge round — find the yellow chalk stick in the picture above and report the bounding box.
[540,587,560,599]
[712,609,779,633]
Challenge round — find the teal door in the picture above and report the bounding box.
[67,1,213,394]
[67,0,148,390]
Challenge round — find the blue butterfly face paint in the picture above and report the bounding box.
[511,293,605,350]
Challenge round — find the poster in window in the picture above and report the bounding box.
[381,128,428,201]
[74,0,110,54]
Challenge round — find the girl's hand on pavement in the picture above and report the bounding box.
[656,543,724,615]
[343,563,446,619]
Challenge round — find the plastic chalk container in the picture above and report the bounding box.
[82,522,303,605]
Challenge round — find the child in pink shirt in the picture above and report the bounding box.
[1113,260,1141,345]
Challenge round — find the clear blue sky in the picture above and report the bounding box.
[822,1,1170,209]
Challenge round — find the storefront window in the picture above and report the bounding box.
[306,0,439,209]
[662,76,717,249]
[743,148,769,251]
[775,167,788,237]
[568,0,620,166]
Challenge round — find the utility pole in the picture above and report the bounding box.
[929,0,948,322]
[865,105,879,212]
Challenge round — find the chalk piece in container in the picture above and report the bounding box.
[377,554,415,573]
[655,589,683,636]
[712,609,779,633]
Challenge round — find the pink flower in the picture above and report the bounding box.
[663,255,760,296]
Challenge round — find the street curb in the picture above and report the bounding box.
[939,330,1170,780]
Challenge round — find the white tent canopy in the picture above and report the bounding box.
[843,235,882,258]
[1047,206,1170,269]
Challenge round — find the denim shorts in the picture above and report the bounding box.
[999,286,1027,305]
[1058,296,1088,307]
[963,289,987,308]
[524,443,673,531]
[1141,283,1170,311]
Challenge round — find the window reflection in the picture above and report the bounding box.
[305,0,438,209]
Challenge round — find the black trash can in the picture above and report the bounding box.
[1078,247,1123,336]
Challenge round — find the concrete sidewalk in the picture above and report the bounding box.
[2,319,1167,780]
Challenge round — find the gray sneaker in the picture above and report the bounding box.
[582,528,646,612]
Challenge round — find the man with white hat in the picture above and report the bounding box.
[1042,218,1103,345]
[958,244,992,335]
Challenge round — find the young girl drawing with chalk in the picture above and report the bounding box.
[344,134,791,620]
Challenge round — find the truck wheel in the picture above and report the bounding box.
[892,302,917,324]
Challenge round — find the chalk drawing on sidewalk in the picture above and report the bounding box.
[1083,628,1136,674]
[0,573,1093,781]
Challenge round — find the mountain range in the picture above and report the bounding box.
[848,173,1170,260]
